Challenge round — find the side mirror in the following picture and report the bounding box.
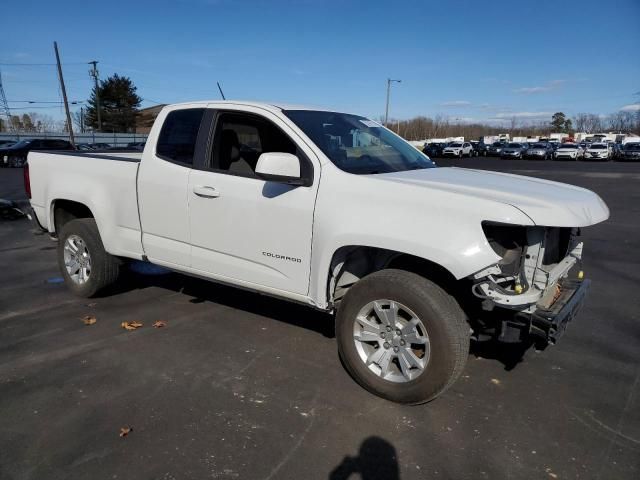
[255,152,306,186]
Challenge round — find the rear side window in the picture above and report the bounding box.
[157,109,205,165]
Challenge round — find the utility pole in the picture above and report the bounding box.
[89,60,102,131]
[54,41,75,147]
[384,78,401,126]
[80,106,85,133]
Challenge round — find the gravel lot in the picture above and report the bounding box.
[1,158,639,480]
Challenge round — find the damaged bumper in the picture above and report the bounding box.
[471,225,590,346]
[523,278,590,344]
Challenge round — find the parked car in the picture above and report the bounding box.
[90,143,114,150]
[76,143,96,151]
[619,142,640,161]
[500,142,529,159]
[474,142,491,156]
[422,143,446,158]
[127,142,146,151]
[468,141,480,157]
[610,143,624,160]
[442,141,473,157]
[583,143,611,161]
[25,101,609,404]
[524,143,554,160]
[554,143,583,161]
[0,138,74,167]
[487,141,507,156]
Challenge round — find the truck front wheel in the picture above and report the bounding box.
[57,218,121,297]
[336,269,469,404]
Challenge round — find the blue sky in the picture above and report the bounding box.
[2,0,639,125]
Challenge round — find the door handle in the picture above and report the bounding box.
[193,185,220,198]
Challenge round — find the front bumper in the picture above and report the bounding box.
[520,278,590,345]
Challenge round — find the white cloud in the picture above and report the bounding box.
[514,79,566,94]
[439,100,472,107]
[620,103,640,112]
[491,111,553,119]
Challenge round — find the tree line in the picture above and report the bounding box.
[385,110,640,142]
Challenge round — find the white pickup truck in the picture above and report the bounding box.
[25,101,609,404]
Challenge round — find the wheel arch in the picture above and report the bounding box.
[324,245,460,309]
[50,199,96,236]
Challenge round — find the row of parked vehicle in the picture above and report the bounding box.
[0,139,147,167]
[423,139,640,161]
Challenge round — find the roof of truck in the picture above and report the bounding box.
[167,100,341,113]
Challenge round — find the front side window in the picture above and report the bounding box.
[284,110,435,175]
[156,108,205,165]
[211,112,297,177]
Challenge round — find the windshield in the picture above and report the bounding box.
[558,144,577,149]
[491,142,502,147]
[530,143,546,148]
[449,143,463,147]
[10,140,32,148]
[590,144,606,149]
[506,143,521,148]
[624,143,640,151]
[284,110,436,174]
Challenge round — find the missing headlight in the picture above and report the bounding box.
[481,222,527,276]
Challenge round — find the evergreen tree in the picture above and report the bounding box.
[86,74,142,132]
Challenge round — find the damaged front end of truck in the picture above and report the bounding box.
[470,222,590,348]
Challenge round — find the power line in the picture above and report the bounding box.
[142,97,166,105]
[0,62,89,66]
[8,105,72,110]
[9,100,83,104]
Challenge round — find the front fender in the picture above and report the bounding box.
[308,167,534,308]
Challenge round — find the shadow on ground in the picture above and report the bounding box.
[330,436,400,480]
[107,262,536,371]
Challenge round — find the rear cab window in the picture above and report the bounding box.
[156,108,206,166]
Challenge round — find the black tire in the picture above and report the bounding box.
[57,218,120,297]
[336,269,469,404]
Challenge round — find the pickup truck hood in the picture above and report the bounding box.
[379,167,609,227]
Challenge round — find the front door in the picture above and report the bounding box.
[188,109,318,295]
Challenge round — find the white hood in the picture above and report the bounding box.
[379,167,609,227]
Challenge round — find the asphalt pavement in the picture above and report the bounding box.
[1,158,639,480]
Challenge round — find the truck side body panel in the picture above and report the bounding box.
[28,151,145,259]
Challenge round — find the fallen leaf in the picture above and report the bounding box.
[82,315,97,326]
[490,378,501,386]
[119,426,133,437]
[153,320,166,328]
[130,321,143,328]
[87,302,97,307]
[121,322,140,331]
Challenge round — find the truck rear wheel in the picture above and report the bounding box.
[57,218,120,297]
[336,269,469,404]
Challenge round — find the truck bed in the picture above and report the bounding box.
[27,150,145,259]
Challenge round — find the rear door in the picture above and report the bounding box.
[137,107,209,267]
[187,107,319,295]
